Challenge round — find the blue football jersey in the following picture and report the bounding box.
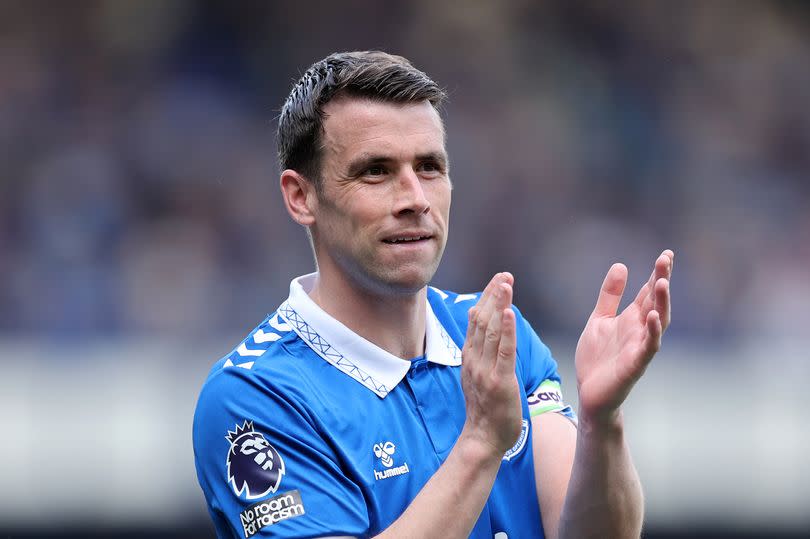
[193,273,575,538]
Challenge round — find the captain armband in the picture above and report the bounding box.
[527,380,577,424]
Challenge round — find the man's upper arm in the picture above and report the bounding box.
[512,307,578,539]
[532,411,577,539]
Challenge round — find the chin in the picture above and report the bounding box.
[366,265,437,297]
[385,278,431,296]
[395,266,442,293]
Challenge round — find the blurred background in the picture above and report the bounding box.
[1,0,808,537]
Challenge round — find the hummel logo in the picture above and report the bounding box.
[373,440,410,481]
[373,441,396,467]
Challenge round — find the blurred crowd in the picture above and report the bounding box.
[1,0,808,344]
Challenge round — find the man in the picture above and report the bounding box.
[193,51,673,538]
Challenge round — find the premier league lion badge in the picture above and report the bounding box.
[225,420,286,499]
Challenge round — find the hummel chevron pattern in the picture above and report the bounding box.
[237,343,265,357]
[224,358,255,370]
[253,329,281,344]
[225,314,294,370]
[269,313,292,332]
[430,287,449,300]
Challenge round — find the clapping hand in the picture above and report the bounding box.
[460,272,523,457]
[575,250,674,426]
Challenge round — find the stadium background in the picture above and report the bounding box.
[1,1,808,537]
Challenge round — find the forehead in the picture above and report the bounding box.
[321,97,446,160]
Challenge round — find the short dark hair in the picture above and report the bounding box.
[277,51,447,190]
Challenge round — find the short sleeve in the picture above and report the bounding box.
[513,306,577,423]
[193,367,369,538]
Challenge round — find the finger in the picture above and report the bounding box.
[477,273,508,317]
[654,277,671,331]
[493,271,513,286]
[640,309,662,365]
[656,251,672,284]
[633,251,671,309]
[467,273,509,351]
[662,249,674,277]
[592,263,628,318]
[466,274,500,341]
[495,307,517,378]
[480,285,508,371]
[494,279,513,313]
[478,272,513,311]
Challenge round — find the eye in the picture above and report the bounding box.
[365,165,387,176]
[418,161,444,177]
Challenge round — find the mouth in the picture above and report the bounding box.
[382,234,433,244]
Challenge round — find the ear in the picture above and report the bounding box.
[280,169,317,226]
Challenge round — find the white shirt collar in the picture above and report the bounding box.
[277,273,462,398]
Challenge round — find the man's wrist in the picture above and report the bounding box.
[455,428,509,468]
[576,408,626,439]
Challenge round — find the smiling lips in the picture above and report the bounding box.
[382,234,433,244]
[383,236,432,244]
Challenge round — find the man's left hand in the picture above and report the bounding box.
[574,250,674,426]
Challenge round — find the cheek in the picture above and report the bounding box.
[342,194,389,230]
[323,203,381,255]
[430,183,452,221]
[319,196,367,234]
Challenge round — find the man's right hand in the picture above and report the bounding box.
[459,272,523,459]
[374,273,524,538]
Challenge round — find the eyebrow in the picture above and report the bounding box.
[416,151,449,168]
[346,151,449,175]
[346,154,389,176]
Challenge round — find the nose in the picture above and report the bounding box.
[392,167,430,216]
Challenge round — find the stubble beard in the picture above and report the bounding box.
[336,239,446,298]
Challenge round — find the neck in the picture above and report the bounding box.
[308,269,427,360]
